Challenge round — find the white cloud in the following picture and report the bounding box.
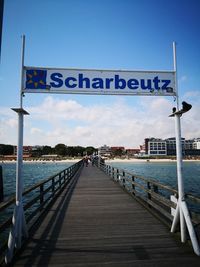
[26,96,175,147]
[183,90,200,99]
[6,118,18,128]
[179,76,187,83]
[0,108,18,144]
[28,96,86,122]
[30,127,43,134]
[1,95,200,148]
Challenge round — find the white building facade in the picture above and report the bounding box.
[193,138,200,150]
[147,138,167,156]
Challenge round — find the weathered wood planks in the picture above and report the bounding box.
[11,164,200,267]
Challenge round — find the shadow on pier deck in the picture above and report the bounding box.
[10,164,200,267]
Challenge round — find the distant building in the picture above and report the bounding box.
[138,144,146,156]
[193,138,200,150]
[126,148,140,157]
[32,145,44,151]
[110,146,125,156]
[145,138,167,156]
[144,137,200,157]
[184,139,194,150]
[111,146,125,151]
[165,137,184,156]
[165,137,200,156]
[41,154,59,160]
[184,138,200,156]
[2,155,31,160]
[98,145,111,157]
[14,146,33,157]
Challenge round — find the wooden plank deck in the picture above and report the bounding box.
[11,164,200,266]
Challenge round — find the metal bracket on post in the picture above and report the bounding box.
[5,108,29,264]
[169,102,200,256]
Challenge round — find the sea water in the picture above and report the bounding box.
[107,161,200,214]
[1,162,74,199]
[0,160,200,240]
[1,161,200,199]
[107,161,200,197]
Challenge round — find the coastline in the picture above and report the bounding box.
[0,159,80,164]
[105,158,200,163]
[1,158,200,164]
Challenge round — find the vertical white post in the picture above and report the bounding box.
[174,113,187,242]
[172,42,186,242]
[171,111,200,254]
[173,42,179,110]
[170,42,200,255]
[16,112,23,203]
[20,35,25,109]
[5,35,29,264]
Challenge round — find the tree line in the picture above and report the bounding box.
[0,144,97,157]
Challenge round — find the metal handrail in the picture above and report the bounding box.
[0,160,83,262]
[97,161,200,226]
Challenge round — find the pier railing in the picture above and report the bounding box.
[0,160,83,263]
[98,161,200,228]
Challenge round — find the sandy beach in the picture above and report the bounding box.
[0,159,80,164]
[105,158,200,163]
[1,158,200,164]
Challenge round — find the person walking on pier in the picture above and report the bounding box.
[84,156,89,167]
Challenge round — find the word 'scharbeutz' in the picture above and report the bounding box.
[23,67,176,96]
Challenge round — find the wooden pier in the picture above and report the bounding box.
[8,163,200,266]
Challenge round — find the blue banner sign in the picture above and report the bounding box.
[23,67,176,96]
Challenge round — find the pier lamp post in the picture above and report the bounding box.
[5,108,29,263]
[5,35,29,264]
[170,42,200,256]
[169,102,200,256]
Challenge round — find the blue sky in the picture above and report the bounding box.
[0,0,200,147]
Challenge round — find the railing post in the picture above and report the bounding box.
[69,167,72,178]
[0,165,3,202]
[64,169,66,182]
[104,163,106,172]
[52,177,55,195]
[153,184,158,193]
[116,169,119,182]
[132,175,135,196]
[122,171,125,188]
[40,184,44,208]
[109,166,112,177]
[68,167,70,179]
[106,165,109,175]
[112,167,115,180]
[59,173,62,188]
[147,181,152,207]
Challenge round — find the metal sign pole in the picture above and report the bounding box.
[170,42,200,256]
[172,42,186,243]
[5,35,29,264]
